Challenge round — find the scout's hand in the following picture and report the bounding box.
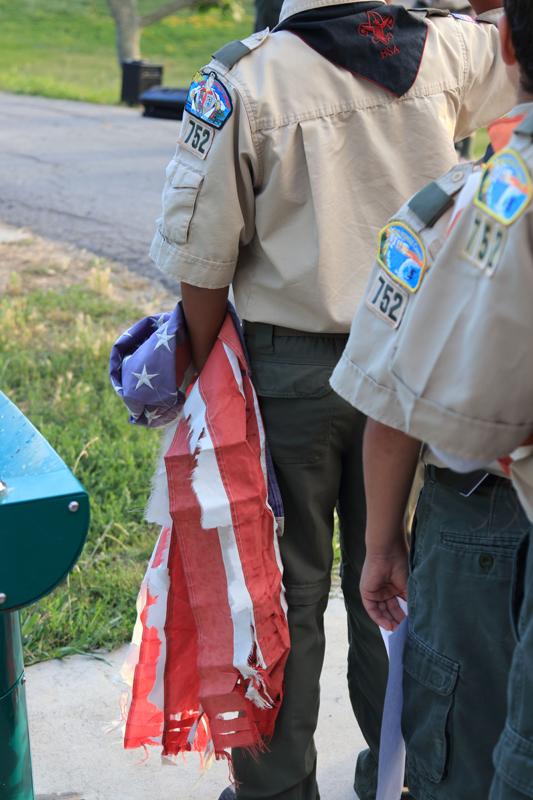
[360,544,408,632]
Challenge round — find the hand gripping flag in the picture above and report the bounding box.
[110,305,289,763]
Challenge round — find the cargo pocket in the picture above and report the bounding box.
[402,632,459,784]
[250,361,335,464]
[162,161,204,245]
[251,360,334,399]
[493,725,533,798]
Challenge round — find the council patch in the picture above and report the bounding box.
[475,149,532,226]
[185,71,233,130]
[377,221,427,293]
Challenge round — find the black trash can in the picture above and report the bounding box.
[121,60,164,105]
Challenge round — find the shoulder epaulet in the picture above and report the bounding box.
[213,41,252,69]
[409,164,472,226]
[410,7,450,17]
[409,182,454,227]
[213,29,270,70]
[515,111,533,138]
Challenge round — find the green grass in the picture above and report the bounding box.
[0,0,253,104]
[1,277,163,664]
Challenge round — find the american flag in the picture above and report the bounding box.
[111,307,289,762]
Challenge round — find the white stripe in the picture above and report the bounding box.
[146,530,171,713]
[185,381,232,530]
[184,373,258,675]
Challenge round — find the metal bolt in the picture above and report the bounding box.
[0,593,7,604]
[68,501,80,513]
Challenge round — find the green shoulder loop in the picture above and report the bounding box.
[408,182,454,227]
[213,29,270,70]
[409,7,450,17]
[213,41,252,69]
[515,110,533,139]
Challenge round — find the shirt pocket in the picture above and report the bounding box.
[402,632,459,784]
[162,161,204,245]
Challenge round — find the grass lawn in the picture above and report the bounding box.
[0,0,253,104]
[0,232,174,664]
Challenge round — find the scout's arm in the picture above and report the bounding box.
[361,419,421,631]
[451,5,517,140]
[181,283,229,372]
[150,68,258,372]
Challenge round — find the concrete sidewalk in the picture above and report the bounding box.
[26,598,365,800]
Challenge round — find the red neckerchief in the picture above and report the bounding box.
[488,113,526,153]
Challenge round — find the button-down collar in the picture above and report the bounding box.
[279,0,386,24]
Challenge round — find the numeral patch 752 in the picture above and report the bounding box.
[179,117,215,160]
[365,269,409,328]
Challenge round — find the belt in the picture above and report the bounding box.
[426,465,510,496]
[243,321,349,339]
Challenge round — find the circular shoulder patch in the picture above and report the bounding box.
[377,221,427,293]
[474,148,533,226]
[185,70,233,130]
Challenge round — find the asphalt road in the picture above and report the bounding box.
[0,93,179,288]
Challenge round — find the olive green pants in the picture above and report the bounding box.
[490,530,533,800]
[233,326,388,800]
[404,468,530,800]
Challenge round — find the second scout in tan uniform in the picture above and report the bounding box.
[331,9,533,791]
[392,112,533,800]
[150,1,515,798]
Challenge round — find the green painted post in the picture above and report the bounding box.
[0,611,34,800]
[0,391,89,799]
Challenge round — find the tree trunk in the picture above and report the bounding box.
[106,0,142,63]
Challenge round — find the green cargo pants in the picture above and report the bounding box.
[403,467,530,800]
[233,325,389,800]
[490,530,533,800]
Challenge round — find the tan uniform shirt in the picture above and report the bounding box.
[330,160,480,422]
[151,0,515,333]
[333,104,533,515]
[388,106,533,462]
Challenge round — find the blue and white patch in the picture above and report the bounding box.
[377,221,427,293]
[475,148,533,226]
[185,71,233,130]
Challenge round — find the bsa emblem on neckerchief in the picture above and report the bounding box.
[475,148,533,226]
[378,221,427,292]
[358,10,399,58]
[275,2,428,97]
[185,71,233,129]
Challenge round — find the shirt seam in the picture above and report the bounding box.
[253,82,462,132]
[212,59,266,186]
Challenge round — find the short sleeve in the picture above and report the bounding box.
[150,67,259,289]
[390,184,533,461]
[453,15,517,140]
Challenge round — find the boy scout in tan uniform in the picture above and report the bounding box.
[331,2,533,795]
[150,2,516,798]
[331,119,531,799]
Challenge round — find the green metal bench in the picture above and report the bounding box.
[0,391,89,800]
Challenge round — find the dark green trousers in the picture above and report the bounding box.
[233,326,388,800]
[490,530,533,800]
[404,468,530,800]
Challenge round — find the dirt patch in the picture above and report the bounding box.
[0,222,175,312]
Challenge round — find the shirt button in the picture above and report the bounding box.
[479,553,494,570]
[452,170,465,183]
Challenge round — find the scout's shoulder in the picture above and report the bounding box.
[475,113,533,231]
[211,28,272,72]
[181,31,271,132]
